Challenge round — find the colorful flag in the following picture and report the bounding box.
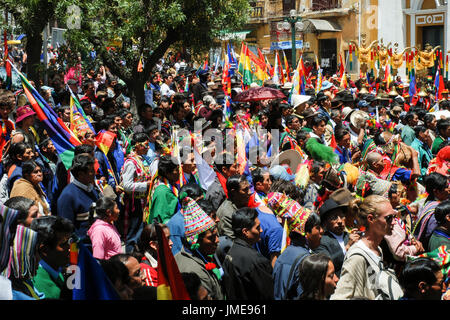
[339,53,345,79]
[238,43,253,86]
[227,42,238,76]
[277,51,285,85]
[273,51,280,85]
[68,87,96,136]
[283,51,291,82]
[203,54,209,71]
[156,223,191,300]
[339,53,348,89]
[72,242,120,300]
[409,71,417,98]
[193,146,216,191]
[9,60,80,169]
[385,64,392,90]
[3,31,11,90]
[184,74,189,93]
[137,55,143,72]
[95,129,118,184]
[435,66,445,101]
[222,55,231,95]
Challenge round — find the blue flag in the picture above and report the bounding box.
[409,72,416,99]
[72,242,120,300]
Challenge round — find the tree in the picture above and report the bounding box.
[1,0,59,84]
[57,0,250,113]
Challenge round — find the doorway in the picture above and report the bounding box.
[319,38,337,76]
[422,25,444,48]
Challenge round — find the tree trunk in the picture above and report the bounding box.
[127,77,145,117]
[25,32,43,85]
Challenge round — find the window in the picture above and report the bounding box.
[311,0,341,11]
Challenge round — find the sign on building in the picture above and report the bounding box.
[51,28,67,48]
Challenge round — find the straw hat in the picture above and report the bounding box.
[269,149,302,174]
[349,110,369,129]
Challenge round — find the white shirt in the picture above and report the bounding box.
[160,83,175,97]
[330,231,346,254]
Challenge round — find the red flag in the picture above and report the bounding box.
[339,53,345,79]
[277,51,285,84]
[329,134,337,150]
[156,224,191,300]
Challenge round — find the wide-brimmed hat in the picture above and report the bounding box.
[340,91,355,103]
[350,110,369,129]
[282,82,293,90]
[329,188,354,206]
[365,94,376,103]
[270,149,302,174]
[319,198,348,221]
[342,106,355,121]
[15,105,36,123]
[321,81,333,91]
[301,108,319,119]
[389,105,403,117]
[182,197,216,249]
[266,192,312,236]
[376,92,390,101]
[291,94,311,108]
[316,91,328,102]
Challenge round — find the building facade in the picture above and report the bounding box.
[243,0,449,79]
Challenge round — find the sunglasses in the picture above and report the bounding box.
[384,213,396,224]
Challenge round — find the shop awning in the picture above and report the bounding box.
[302,19,342,33]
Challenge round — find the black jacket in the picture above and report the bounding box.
[313,230,349,277]
[222,238,274,300]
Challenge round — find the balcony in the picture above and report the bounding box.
[311,0,341,11]
[251,6,264,18]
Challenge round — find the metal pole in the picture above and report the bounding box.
[43,24,48,85]
[291,20,296,67]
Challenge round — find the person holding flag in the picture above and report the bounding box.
[119,132,153,253]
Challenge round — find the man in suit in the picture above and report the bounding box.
[314,198,360,277]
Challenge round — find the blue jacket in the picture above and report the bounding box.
[57,183,99,242]
[272,244,310,300]
[166,210,184,256]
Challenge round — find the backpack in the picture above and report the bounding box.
[347,246,403,300]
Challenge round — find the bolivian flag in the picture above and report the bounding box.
[156,223,191,300]
[238,42,253,86]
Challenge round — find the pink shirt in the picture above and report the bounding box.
[87,219,122,260]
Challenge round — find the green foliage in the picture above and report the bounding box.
[55,0,250,82]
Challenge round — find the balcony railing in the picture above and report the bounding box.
[311,0,341,11]
[251,6,264,18]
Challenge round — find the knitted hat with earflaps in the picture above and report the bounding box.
[181,196,216,250]
[266,192,312,236]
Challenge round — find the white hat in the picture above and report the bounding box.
[250,82,260,88]
[291,94,311,108]
[350,110,369,129]
[341,106,355,120]
[270,149,303,174]
[282,82,293,90]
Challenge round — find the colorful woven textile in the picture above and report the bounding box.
[266,192,311,236]
[10,225,39,279]
[0,203,19,273]
[182,197,215,249]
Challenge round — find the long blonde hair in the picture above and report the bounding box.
[349,195,390,228]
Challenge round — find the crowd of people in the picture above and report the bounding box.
[0,45,449,301]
